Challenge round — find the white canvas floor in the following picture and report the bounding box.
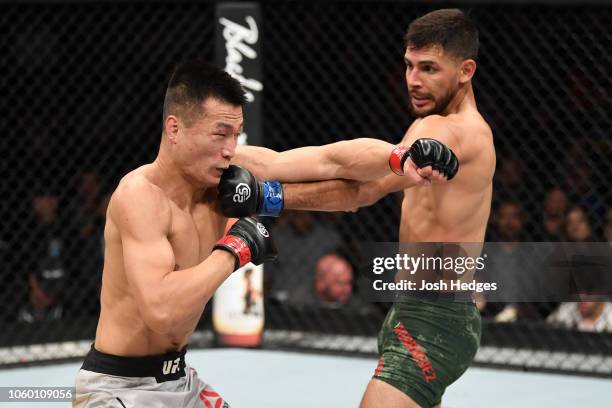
[0,348,610,407]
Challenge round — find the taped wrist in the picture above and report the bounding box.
[389,146,410,175]
[214,235,252,271]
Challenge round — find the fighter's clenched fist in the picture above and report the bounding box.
[389,138,459,183]
[218,165,284,218]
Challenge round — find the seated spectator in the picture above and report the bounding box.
[565,206,593,242]
[479,201,553,320]
[493,158,527,204]
[266,211,341,304]
[314,254,354,306]
[564,159,606,221]
[541,187,568,241]
[18,187,69,323]
[18,256,66,323]
[479,201,525,316]
[547,302,612,332]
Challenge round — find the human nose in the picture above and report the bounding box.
[221,137,236,160]
[407,68,422,88]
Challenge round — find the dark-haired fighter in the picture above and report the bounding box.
[72,59,449,408]
[72,61,280,408]
[220,9,495,408]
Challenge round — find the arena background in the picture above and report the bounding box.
[1,0,611,398]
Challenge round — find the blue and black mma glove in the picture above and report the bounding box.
[218,165,284,218]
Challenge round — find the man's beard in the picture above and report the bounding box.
[408,86,457,118]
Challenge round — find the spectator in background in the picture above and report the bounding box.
[18,263,66,323]
[547,302,612,332]
[564,155,606,222]
[18,187,68,323]
[493,157,528,204]
[541,187,568,241]
[266,211,341,304]
[565,206,593,242]
[69,170,107,311]
[71,169,105,248]
[491,201,525,242]
[314,254,354,307]
[478,201,529,320]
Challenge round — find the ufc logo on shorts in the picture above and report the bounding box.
[162,358,181,375]
[233,183,251,203]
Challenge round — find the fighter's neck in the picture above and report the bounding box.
[442,83,476,116]
[148,152,209,211]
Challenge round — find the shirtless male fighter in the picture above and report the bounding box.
[220,9,495,408]
[73,59,436,407]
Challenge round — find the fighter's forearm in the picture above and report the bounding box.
[234,139,396,183]
[323,138,396,181]
[283,179,380,212]
[152,251,235,334]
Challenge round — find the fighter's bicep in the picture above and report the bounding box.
[110,180,175,297]
[121,235,175,297]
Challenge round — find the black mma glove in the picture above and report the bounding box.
[213,217,277,271]
[218,165,284,218]
[389,138,459,180]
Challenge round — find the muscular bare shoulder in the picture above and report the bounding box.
[109,170,172,239]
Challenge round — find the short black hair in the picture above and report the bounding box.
[162,60,247,126]
[405,9,479,61]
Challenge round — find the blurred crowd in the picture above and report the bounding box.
[4,169,110,326]
[2,154,611,334]
[475,153,612,331]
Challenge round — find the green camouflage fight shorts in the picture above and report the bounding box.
[373,300,481,407]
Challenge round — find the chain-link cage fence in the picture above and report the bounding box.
[1,1,611,376]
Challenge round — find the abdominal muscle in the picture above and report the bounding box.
[396,184,491,286]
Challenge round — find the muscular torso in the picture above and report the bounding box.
[94,165,227,356]
[397,111,495,281]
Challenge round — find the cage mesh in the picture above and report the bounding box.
[1,1,611,376]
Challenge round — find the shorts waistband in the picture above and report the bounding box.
[81,344,187,383]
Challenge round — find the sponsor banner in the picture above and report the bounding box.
[215,2,262,146]
[213,2,264,347]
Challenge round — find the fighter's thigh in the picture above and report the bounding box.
[372,303,481,407]
[360,379,422,408]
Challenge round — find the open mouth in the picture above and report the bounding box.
[411,95,431,107]
[412,97,430,107]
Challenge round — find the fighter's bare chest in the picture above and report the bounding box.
[167,205,227,268]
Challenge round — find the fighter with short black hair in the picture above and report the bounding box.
[222,9,494,408]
